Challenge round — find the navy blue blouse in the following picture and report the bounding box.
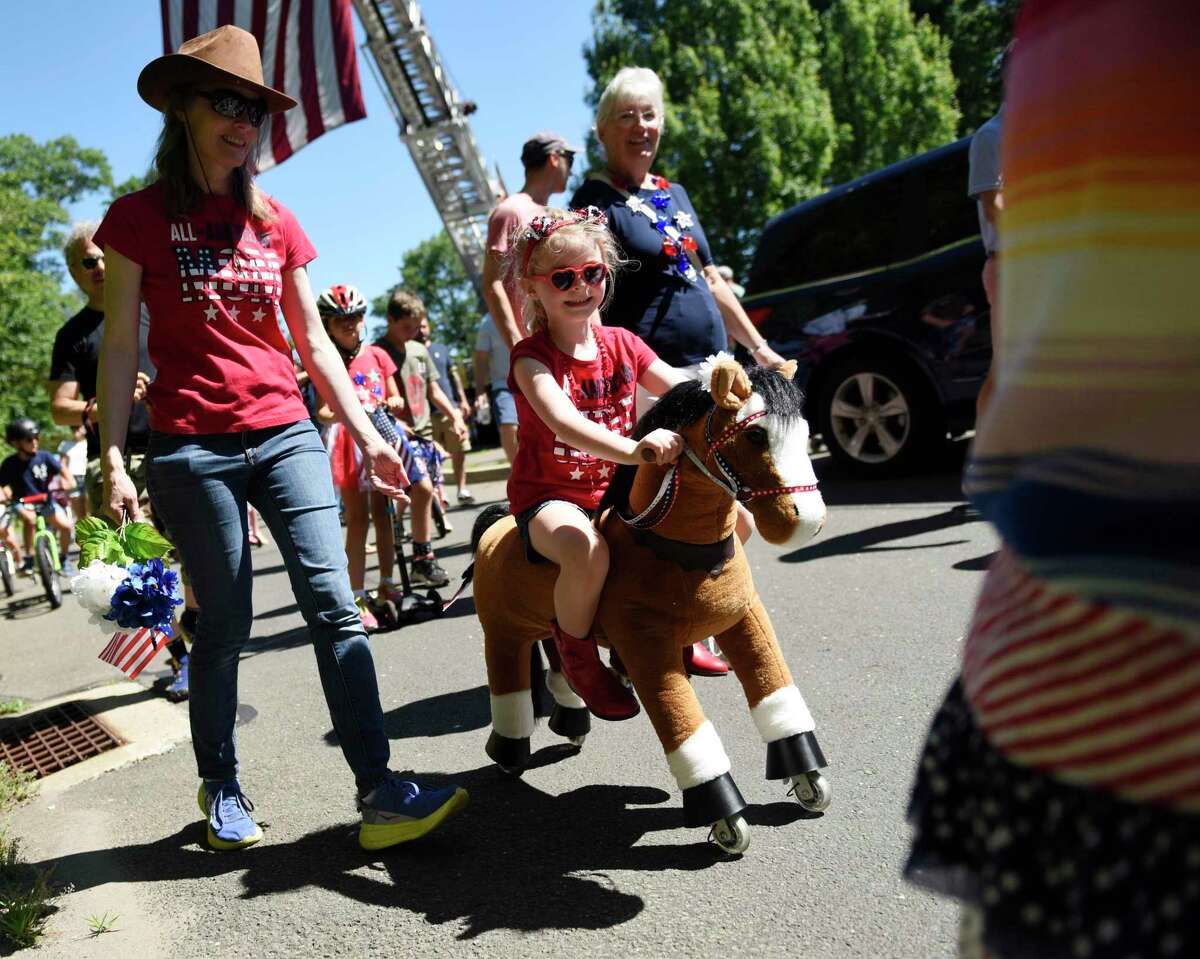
[569,178,727,367]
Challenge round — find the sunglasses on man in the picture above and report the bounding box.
[79,255,104,270]
[530,262,608,292]
[200,89,268,128]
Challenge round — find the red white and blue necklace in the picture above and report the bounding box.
[611,172,699,283]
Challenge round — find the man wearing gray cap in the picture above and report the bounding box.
[483,131,581,350]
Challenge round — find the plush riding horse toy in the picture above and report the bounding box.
[472,357,829,853]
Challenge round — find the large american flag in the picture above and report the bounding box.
[160,0,367,171]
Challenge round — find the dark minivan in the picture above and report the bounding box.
[741,137,990,477]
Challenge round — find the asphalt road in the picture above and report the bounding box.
[5,445,997,958]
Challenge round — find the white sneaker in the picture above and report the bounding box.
[457,489,475,505]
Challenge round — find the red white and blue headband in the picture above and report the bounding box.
[521,206,608,273]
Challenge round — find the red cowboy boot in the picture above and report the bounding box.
[684,641,729,677]
[550,620,640,721]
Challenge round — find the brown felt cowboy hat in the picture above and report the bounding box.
[137,25,297,114]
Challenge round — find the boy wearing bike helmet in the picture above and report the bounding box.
[314,285,442,626]
[1,418,75,572]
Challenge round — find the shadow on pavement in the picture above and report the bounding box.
[27,762,809,938]
[782,503,981,564]
[2,594,58,620]
[812,439,970,508]
[953,550,998,572]
[241,625,311,660]
[253,601,301,621]
[382,684,491,740]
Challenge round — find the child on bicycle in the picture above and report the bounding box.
[315,285,438,630]
[506,207,687,720]
[1,418,75,573]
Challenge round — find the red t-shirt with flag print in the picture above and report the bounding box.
[506,325,658,515]
[94,182,315,434]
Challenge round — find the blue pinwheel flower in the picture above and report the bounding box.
[651,190,672,211]
[105,558,183,635]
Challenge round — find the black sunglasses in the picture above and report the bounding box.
[80,255,104,270]
[200,89,268,128]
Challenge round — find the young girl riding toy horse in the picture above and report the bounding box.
[503,206,689,720]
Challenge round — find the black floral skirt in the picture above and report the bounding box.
[905,680,1200,959]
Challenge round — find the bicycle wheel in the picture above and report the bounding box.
[36,537,62,609]
[0,549,13,597]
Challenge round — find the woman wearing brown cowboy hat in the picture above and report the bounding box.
[94,25,467,852]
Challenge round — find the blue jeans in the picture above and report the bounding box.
[146,419,390,792]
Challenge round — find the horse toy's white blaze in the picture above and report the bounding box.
[736,392,827,544]
[765,412,826,542]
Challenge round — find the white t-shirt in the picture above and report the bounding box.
[57,439,87,478]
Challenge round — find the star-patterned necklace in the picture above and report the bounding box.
[608,170,699,283]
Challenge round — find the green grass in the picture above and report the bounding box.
[0,699,25,717]
[87,911,120,936]
[0,762,34,812]
[0,831,57,950]
[0,764,53,949]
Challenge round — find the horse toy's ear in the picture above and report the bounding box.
[777,359,798,381]
[710,358,753,410]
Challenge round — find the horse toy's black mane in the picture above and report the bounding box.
[596,365,806,520]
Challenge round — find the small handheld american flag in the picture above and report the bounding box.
[98,628,171,680]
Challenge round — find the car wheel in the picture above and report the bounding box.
[818,355,942,477]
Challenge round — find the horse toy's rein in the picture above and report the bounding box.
[620,407,818,532]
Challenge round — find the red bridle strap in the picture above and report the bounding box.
[704,408,819,501]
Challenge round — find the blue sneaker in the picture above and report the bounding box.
[197,780,263,850]
[166,655,189,702]
[357,773,468,850]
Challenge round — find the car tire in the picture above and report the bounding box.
[816,353,943,478]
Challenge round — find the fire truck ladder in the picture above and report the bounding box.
[353,0,502,296]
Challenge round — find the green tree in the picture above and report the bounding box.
[910,0,1019,134]
[0,135,111,432]
[818,0,961,184]
[583,0,837,276]
[110,170,153,203]
[372,230,482,359]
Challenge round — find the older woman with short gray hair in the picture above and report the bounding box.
[571,67,785,398]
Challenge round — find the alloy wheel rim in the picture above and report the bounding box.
[829,371,911,464]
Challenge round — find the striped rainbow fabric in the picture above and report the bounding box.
[960,0,1200,812]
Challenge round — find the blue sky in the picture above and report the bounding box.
[5,1,596,317]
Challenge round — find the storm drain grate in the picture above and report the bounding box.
[0,701,123,779]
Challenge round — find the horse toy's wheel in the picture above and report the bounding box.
[709,813,750,855]
[788,771,832,812]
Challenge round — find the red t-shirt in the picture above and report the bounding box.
[94,182,316,434]
[346,344,397,414]
[507,325,657,514]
